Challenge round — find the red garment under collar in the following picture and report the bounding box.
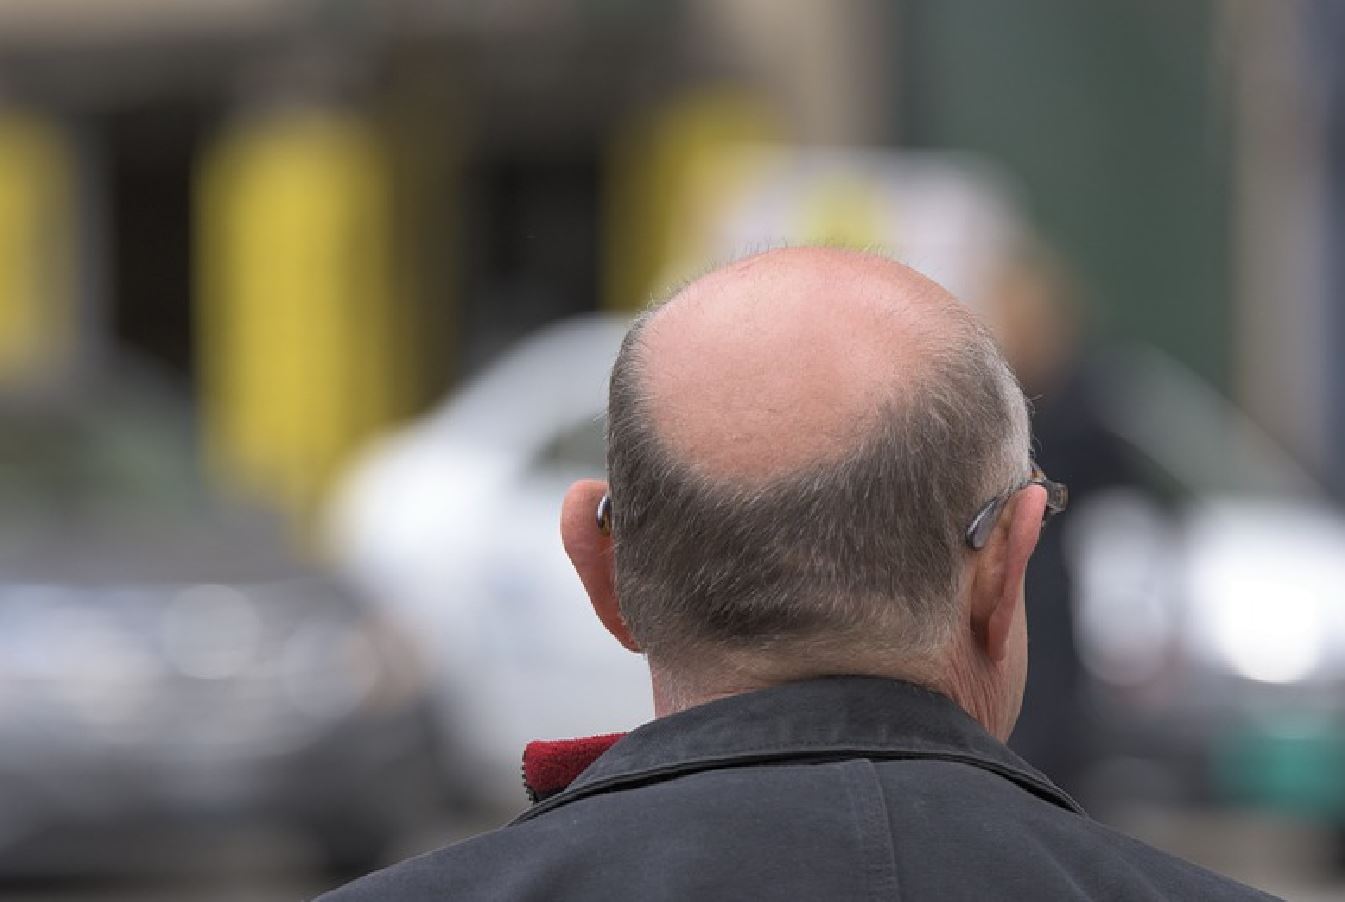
[522,733,626,802]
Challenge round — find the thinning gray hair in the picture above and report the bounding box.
[605,286,1031,672]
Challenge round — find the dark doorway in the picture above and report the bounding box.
[104,102,214,387]
[455,150,603,378]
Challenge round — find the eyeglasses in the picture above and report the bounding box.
[964,464,1068,550]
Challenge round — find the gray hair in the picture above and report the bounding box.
[605,294,1031,671]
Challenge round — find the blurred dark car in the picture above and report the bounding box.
[0,367,440,878]
[1066,348,1345,850]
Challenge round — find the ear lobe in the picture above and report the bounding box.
[973,485,1047,662]
[561,479,641,653]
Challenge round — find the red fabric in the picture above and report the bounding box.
[523,733,626,801]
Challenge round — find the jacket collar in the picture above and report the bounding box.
[514,676,1083,823]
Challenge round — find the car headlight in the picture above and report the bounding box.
[1189,550,1326,685]
[1184,501,1345,686]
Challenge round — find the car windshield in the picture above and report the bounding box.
[531,415,607,474]
[1097,346,1322,501]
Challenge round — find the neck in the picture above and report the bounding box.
[928,635,1015,741]
[647,646,966,722]
[649,664,765,718]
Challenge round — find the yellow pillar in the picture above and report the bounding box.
[196,109,411,525]
[0,110,76,384]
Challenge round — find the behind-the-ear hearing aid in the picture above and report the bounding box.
[596,495,612,535]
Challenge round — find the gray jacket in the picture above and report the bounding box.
[319,676,1278,900]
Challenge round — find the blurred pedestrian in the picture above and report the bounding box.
[320,247,1274,901]
[986,243,1149,798]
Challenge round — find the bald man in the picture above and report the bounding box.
[320,249,1273,901]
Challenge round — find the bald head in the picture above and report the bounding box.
[642,248,978,479]
[604,246,1031,687]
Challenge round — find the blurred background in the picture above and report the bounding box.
[1,0,1344,898]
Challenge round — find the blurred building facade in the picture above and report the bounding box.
[6,0,1335,523]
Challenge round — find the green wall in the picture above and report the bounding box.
[900,0,1231,389]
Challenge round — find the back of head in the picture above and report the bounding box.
[605,247,1031,690]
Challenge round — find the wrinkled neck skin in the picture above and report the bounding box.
[930,634,1018,742]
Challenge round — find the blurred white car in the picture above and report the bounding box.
[327,315,650,807]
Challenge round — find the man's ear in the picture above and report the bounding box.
[561,479,641,653]
[969,485,1047,662]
